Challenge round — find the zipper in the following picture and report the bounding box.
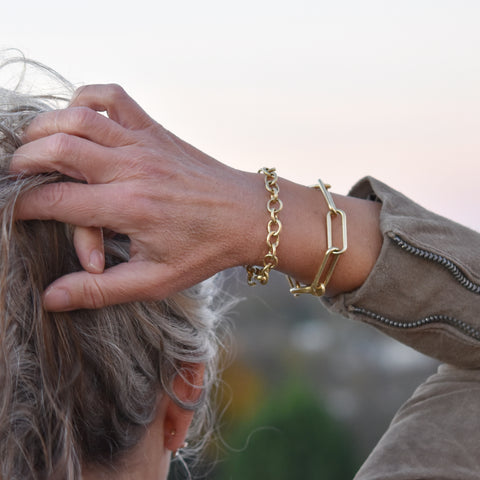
[389,233,480,295]
[349,234,480,341]
[350,306,480,341]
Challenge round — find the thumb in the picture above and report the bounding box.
[42,262,172,311]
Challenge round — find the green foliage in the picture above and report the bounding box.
[215,380,358,480]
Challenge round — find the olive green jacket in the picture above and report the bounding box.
[326,177,480,480]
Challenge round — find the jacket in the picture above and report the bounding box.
[325,177,480,480]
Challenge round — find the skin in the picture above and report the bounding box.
[82,395,172,480]
[10,84,383,311]
[82,363,204,479]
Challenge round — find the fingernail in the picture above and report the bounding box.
[44,287,72,311]
[88,249,104,273]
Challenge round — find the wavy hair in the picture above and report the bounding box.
[0,54,225,479]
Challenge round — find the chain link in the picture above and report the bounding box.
[287,179,347,296]
[245,167,283,286]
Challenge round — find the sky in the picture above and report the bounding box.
[1,0,479,229]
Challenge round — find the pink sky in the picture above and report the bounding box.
[1,0,478,229]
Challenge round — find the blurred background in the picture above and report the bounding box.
[1,0,478,477]
[198,272,438,479]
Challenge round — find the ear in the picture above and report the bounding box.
[163,363,205,452]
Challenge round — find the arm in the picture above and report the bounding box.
[13,83,480,368]
[11,84,382,311]
[12,85,480,368]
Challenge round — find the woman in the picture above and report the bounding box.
[11,63,480,478]
[0,57,226,480]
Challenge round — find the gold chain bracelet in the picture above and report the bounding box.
[245,167,283,286]
[287,179,347,296]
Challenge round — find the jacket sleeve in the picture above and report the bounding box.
[353,364,480,480]
[323,177,480,368]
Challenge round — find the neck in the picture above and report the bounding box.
[82,403,171,480]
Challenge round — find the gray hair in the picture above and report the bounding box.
[0,53,226,479]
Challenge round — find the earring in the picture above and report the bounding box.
[172,441,189,459]
[170,429,189,458]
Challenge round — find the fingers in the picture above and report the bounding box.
[24,107,133,147]
[11,134,120,183]
[70,84,155,131]
[73,226,105,273]
[15,182,120,227]
[43,262,173,311]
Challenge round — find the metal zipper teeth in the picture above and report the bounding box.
[389,233,480,295]
[350,306,480,341]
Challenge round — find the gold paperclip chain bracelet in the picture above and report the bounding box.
[287,179,347,296]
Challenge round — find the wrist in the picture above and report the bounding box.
[222,169,270,270]
[239,171,382,296]
[239,171,328,284]
[275,178,328,283]
[244,168,283,286]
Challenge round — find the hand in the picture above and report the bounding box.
[11,85,264,310]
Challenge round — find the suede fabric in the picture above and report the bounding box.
[324,178,480,479]
[355,365,480,480]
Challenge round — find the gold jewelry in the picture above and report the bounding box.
[245,167,283,286]
[287,179,347,296]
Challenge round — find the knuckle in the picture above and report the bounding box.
[43,182,67,209]
[105,83,127,102]
[69,106,97,128]
[48,133,74,159]
[82,277,107,309]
